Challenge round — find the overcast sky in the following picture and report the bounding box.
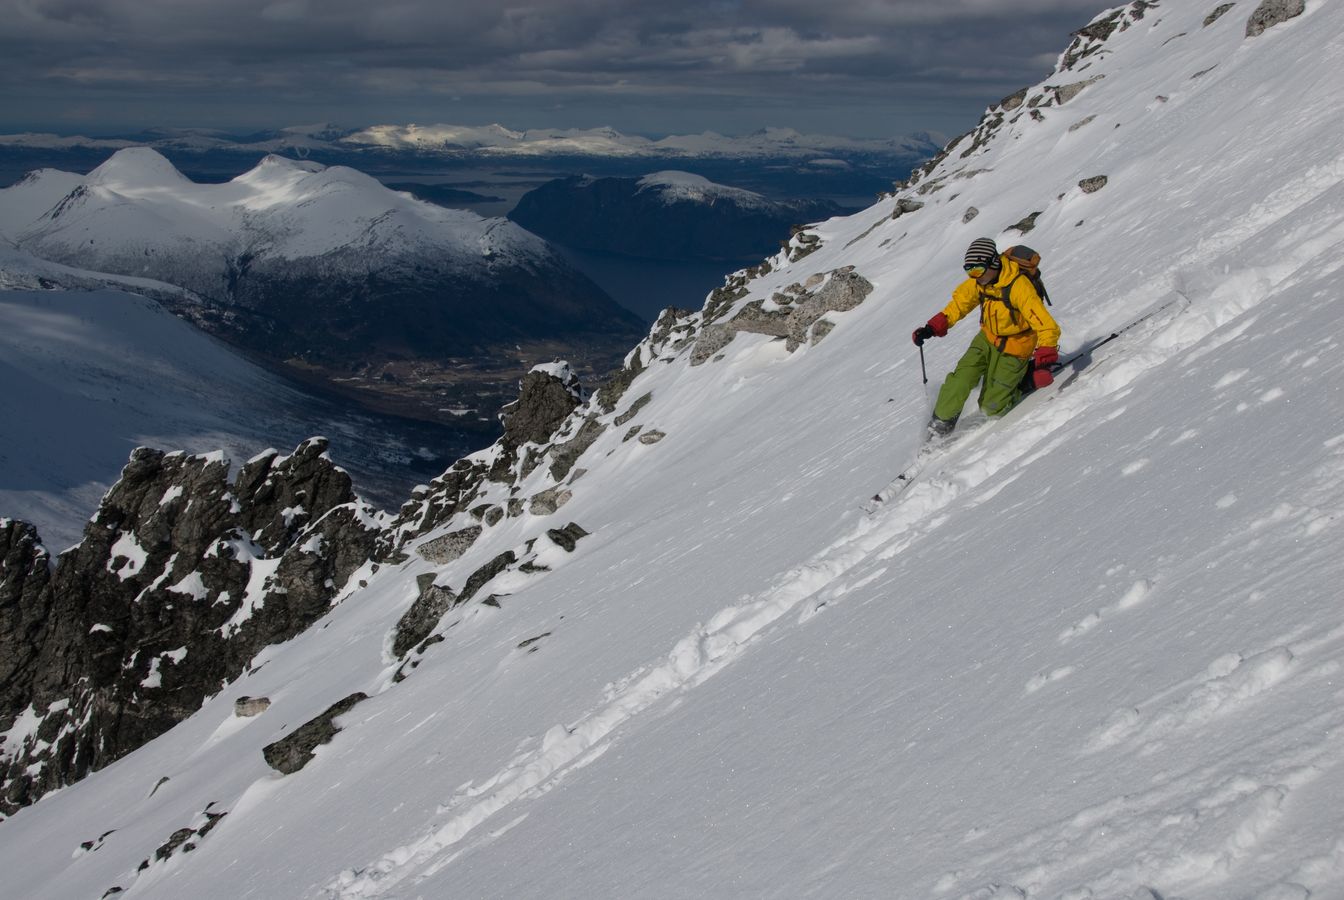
[1,0,1108,139]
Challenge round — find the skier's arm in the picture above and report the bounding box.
[940,280,981,329]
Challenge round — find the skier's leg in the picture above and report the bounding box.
[933,333,991,427]
[979,345,1030,416]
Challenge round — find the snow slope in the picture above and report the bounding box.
[2,2,1342,899]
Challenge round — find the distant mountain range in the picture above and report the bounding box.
[510,171,855,261]
[0,123,944,163]
[0,148,644,424]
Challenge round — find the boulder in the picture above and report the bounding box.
[415,526,482,564]
[392,577,459,657]
[1245,0,1303,35]
[234,696,271,717]
[545,523,590,553]
[261,692,368,775]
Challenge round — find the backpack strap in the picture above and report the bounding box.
[1036,276,1052,307]
[980,274,1023,327]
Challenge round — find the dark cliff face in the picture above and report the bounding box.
[0,361,608,816]
[0,438,381,817]
[508,175,853,262]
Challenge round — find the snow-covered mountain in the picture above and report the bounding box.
[0,149,644,419]
[3,2,1342,899]
[508,170,852,261]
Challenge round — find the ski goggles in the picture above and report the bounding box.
[964,264,988,278]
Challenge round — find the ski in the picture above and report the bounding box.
[862,454,927,513]
[861,432,959,513]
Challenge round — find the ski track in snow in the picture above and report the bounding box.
[326,199,1344,895]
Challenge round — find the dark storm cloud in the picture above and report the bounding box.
[0,0,1106,135]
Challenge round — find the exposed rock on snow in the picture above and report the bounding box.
[546,418,607,483]
[233,696,271,717]
[528,487,574,516]
[415,526,483,565]
[262,693,368,775]
[889,198,925,220]
[394,578,459,658]
[1008,211,1044,234]
[496,365,586,480]
[1079,175,1110,193]
[1204,2,1236,26]
[1052,75,1106,106]
[458,552,519,606]
[613,392,653,427]
[691,267,874,364]
[545,523,589,554]
[1245,0,1304,35]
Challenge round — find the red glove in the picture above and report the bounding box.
[1032,367,1054,389]
[1033,345,1059,368]
[928,313,949,337]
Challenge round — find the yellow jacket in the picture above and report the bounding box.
[942,256,1061,359]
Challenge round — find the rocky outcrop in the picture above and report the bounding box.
[382,363,593,561]
[393,576,459,657]
[262,692,368,775]
[500,365,583,448]
[492,364,585,482]
[1204,3,1235,26]
[1079,176,1109,194]
[0,439,382,816]
[0,340,665,815]
[416,526,483,564]
[691,267,874,364]
[1245,0,1303,35]
[234,696,271,717]
[545,523,590,554]
[1008,212,1043,234]
[0,520,52,717]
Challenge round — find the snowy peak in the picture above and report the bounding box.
[634,170,770,208]
[0,149,526,265]
[85,146,192,191]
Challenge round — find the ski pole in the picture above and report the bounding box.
[1051,296,1184,372]
[918,343,928,385]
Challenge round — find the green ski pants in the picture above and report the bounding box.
[933,331,1031,422]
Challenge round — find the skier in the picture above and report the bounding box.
[911,237,1061,437]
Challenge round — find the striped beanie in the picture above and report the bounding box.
[964,238,1000,269]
